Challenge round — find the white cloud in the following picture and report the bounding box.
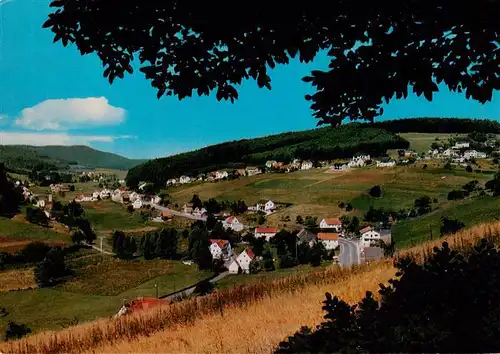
[14,97,126,130]
[0,132,124,146]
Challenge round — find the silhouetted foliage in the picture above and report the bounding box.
[466,165,473,172]
[0,163,23,217]
[345,203,353,212]
[277,239,500,353]
[4,321,32,341]
[188,227,213,270]
[45,0,500,125]
[485,173,500,196]
[193,279,214,296]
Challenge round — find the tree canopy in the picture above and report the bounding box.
[44,1,500,125]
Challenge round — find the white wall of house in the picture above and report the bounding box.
[132,199,143,209]
[236,250,253,274]
[361,230,381,247]
[319,219,342,232]
[254,231,277,242]
[320,239,339,250]
[228,260,240,274]
[209,244,223,259]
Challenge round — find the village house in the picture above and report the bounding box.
[161,211,173,220]
[246,166,262,176]
[272,162,285,170]
[442,149,459,158]
[100,189,112,199]
[376,160,396,167]
[297,228,317,247]
[197,173,206,181]
[75,194,93,202]
[320,218,342,232]
[122,192,131,203]
[317,233,339,250]
[183,203,194,214]
[265,160,277,169]
[179,176,191,184]
[301,160,313,170]
[166,178,178,186]
[330,163,349,171]
[222,216,244,232]
[215,170,229,180]
[360,226,392,247]
[348,154,370,167]
[228,248,256,274]
[209,239,233,260]
[453,142,470,149]
[132,198,143,209]
[402,150,417,158]
[35,194,52,208]
[464,150,487,159]
[236,169,246,177]
[50,184,70,193]
[254,227,278,241]
[151,195,161,204]
[193,207,207,217]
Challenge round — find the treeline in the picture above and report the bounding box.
[371,117,500,134]
[126,124,408,188]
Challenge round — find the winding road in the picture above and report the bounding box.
[160,271,229,300]
[338,237,361,267]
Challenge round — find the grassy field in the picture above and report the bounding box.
[84,200,157,234]
[399,133,462,152]
[166,163,495,238]
[216,262,332,289]
[0,253,211,333]
[0,216,69,243]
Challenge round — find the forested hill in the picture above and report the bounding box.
[32,146,146,170]
[126,123,408,188]
[372,117,500,133]
[0,145,146,172]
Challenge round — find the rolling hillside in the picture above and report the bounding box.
[126,123,409,187]
[0,145,146,172]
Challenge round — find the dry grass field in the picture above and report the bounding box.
[0,268,36,292]
[4,220,500,354]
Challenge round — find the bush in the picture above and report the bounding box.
[276,239,500,353]
[34,248,68,287]
[4,321,31,341]
[345,203,353,212]
[369,185,382,198]
[447,189,469,201]
[466,165,473,172]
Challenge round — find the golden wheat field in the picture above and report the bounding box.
[3,221,500,354]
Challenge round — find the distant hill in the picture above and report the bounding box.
[372,117,500,133]
[126,123,409,188]
[0,145,146,172]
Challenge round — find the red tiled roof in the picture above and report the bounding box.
[318,233,339,241]
[225,216,239,224]
[323,218,342,225]
[209,239,229,248]
[359,226,372,234]
[244,247,255,259]
[255,227,277,234]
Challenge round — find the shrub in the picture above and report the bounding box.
[276,239,500,353]
[466,165,473,172]
[4,321,31,341]
[369,185,382,198]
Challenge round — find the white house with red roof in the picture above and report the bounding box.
[254,227,278,241]
[228,248,256,274]
[317,233,339,250]
[320,218,343,232]
[222,216,244,232]
[360,226,382,247]
[209,239,233,260]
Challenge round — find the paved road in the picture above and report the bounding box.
[338,237,361,267]
[161,271,229,300]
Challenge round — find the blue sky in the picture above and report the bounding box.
[1,1,500,159]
